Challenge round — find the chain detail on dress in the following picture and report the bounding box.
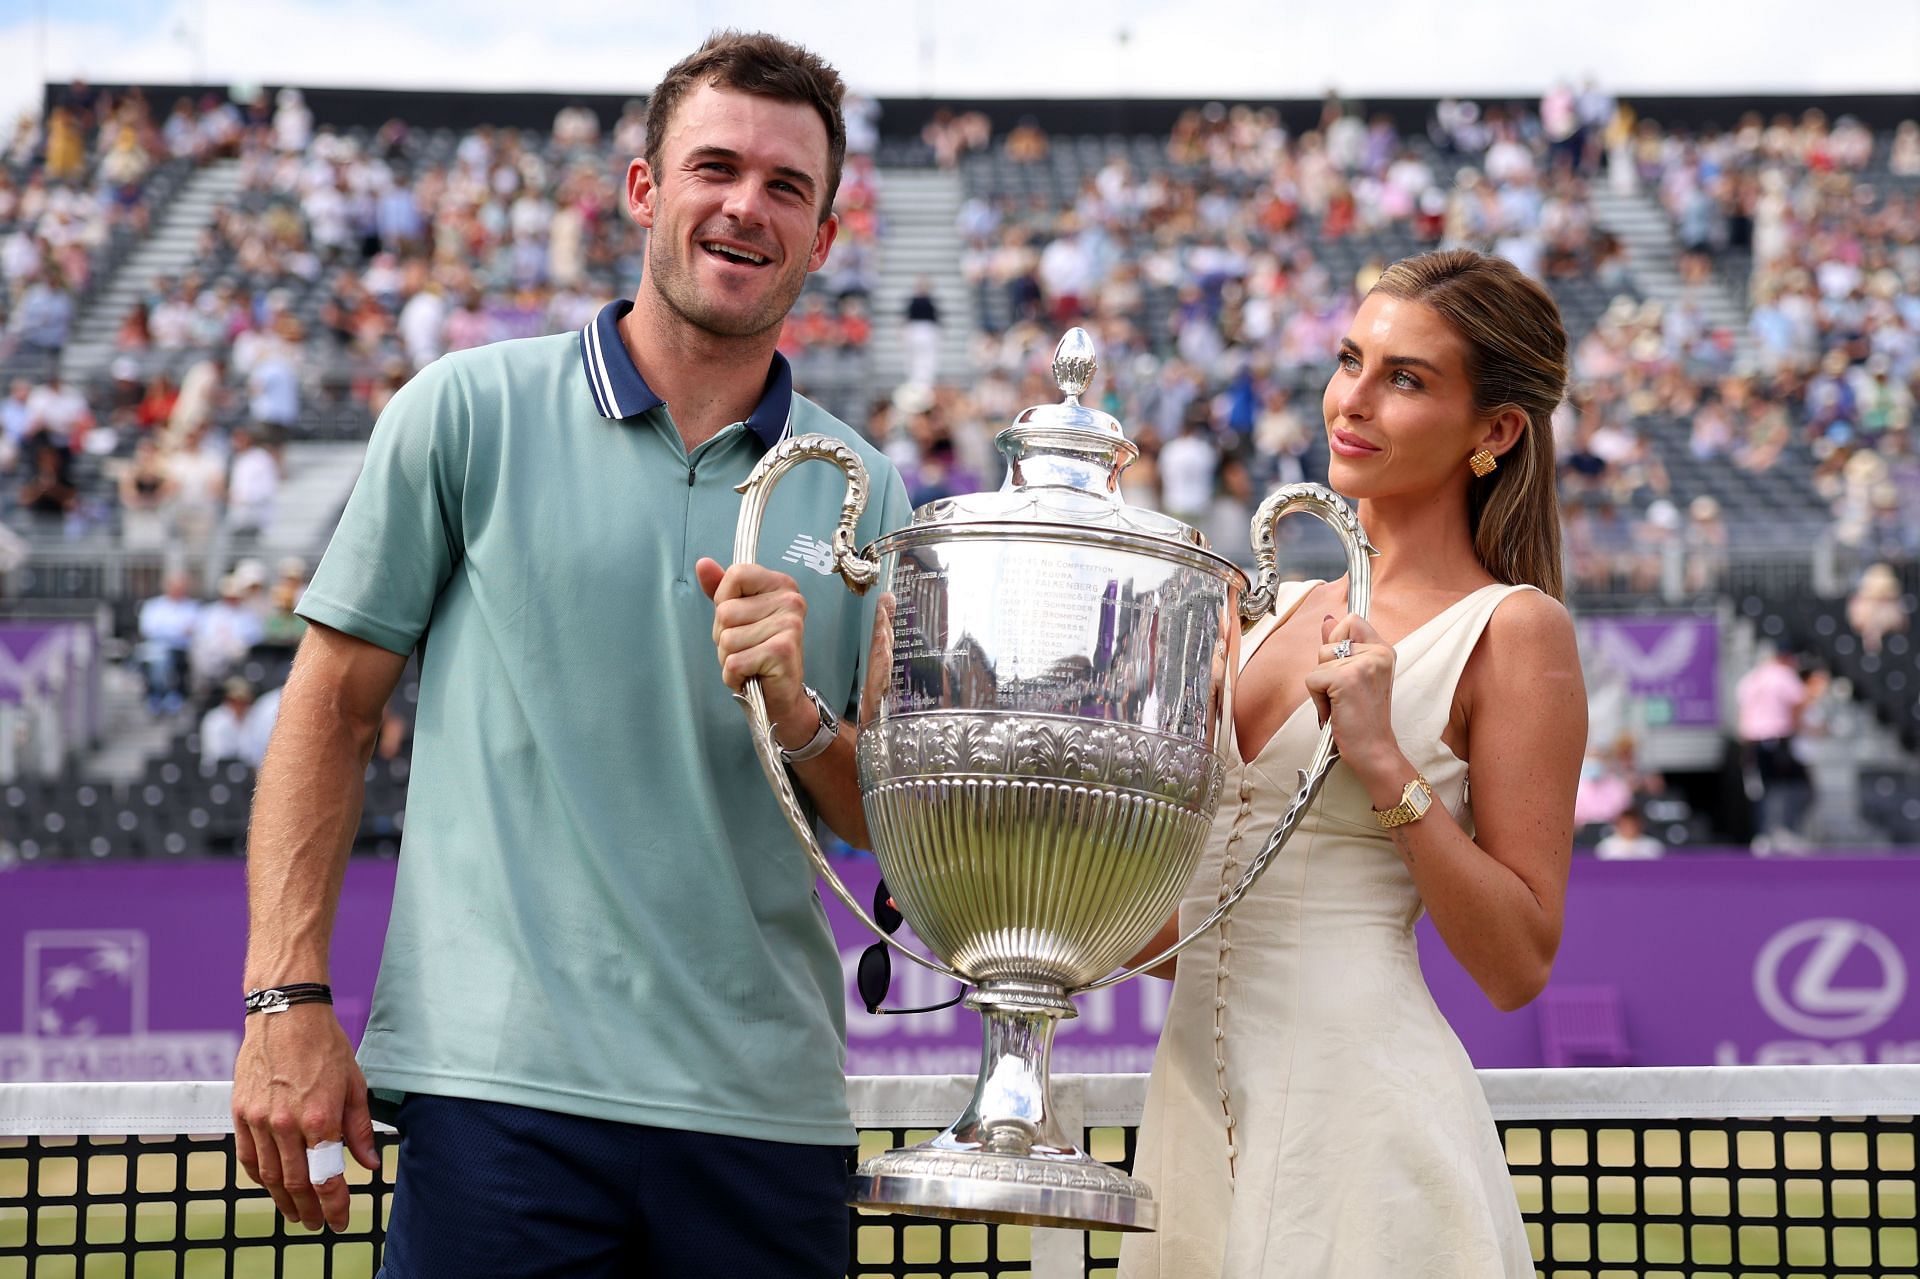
[1212,771,1256,1181]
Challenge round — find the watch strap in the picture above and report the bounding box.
[1373,773,1434,829]
[779,685,839,764]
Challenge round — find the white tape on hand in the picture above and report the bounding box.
[306,1140,346,1184]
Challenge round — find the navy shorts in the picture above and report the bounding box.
[376,1094,855,1279]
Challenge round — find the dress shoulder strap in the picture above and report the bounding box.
[1238,579,1323,674]
[1399,583,1540,738]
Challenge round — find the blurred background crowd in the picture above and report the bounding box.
[2,76,1916,862]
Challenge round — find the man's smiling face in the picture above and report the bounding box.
[630,82,839,341]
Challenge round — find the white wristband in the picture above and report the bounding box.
[306,1140,346,1184]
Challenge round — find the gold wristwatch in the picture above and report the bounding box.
[1373,773,1434,829]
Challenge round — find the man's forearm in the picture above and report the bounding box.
[241,688,381,989]
[790,726,869,848]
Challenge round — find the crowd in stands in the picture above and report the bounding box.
[133,557,307,715]
[2,83,250,364]
[924,92,1636,554]
[1,354,286,557]
[1618,108,1920,562]
[3,83,890,821]
[146,88,881,401]
[877,96,1920,600]
[0,86,293,559]
[2,78,1918,852]
[1,79,899,553]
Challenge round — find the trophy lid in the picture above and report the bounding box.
[908,329,1207,548]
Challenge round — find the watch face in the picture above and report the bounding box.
[1408,781,1433,816]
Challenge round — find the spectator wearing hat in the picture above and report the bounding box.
[201,677,258,769]
[261,557,310,648]
[190,573,263,691]
[231,559,274,624]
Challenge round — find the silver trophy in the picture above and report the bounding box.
[732,329,1374,1231]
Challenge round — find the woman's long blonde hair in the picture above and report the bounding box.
[1369,250,1570,601]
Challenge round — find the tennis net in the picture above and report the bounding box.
[3,1066,1917,1277]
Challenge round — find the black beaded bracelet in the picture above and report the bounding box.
[244,983,334,1016]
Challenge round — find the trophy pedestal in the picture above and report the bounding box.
[848,982,1157,1232]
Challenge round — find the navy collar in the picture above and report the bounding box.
[577,299,793,448]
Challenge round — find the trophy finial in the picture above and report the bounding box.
[1052,328,1097,401]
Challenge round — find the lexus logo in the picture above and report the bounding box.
[1754,919,1908,1039]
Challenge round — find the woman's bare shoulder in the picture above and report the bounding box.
[1485,587,1578,655]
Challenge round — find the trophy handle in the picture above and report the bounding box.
[731,434,966,982]
[1079,483,1376,993]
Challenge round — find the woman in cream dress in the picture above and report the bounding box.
[1121,250,1587,1279]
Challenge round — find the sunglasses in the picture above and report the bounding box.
[856,877,967,1016]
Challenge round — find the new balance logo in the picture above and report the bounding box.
[781,534,838,576]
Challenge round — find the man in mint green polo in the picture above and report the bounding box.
[231,33,911,1277]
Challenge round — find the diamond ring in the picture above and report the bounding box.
[1331,638,1353,660]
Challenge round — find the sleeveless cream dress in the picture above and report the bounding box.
[1119,580,1537,1279]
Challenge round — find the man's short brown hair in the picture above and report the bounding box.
[644,31,847,221]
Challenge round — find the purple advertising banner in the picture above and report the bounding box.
[1432,857,1920,1068]
[3,855,1915,1083]
[826,856,1167,1076]
[0,860,390,1083]
[1580,615,1721,728]
[0,621,100,751]
[0,624,68,707]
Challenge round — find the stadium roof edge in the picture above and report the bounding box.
[42,82,1920,138]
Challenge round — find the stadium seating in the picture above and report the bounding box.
[2,89,1915,857]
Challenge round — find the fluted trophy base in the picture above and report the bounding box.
[852,1144,1156,1231]
[849,981,1157,1232]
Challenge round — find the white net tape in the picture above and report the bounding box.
[8,1065,1920,1138]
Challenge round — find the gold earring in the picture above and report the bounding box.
[1468,448,1498,478]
